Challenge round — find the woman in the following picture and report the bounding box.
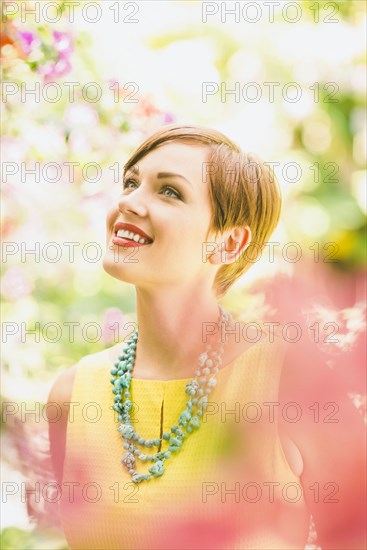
[48,125,366,549]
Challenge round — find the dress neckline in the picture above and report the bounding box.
[122,336,268,385]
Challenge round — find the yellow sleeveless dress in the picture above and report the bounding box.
[59,336,311,549]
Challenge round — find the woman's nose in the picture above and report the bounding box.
[117,187,148,217]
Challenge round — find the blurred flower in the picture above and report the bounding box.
[162,112,175,124]
[15,28,73,82]
[1,136,29,163]
[304,300,366,355]
[1,267,33,300]
[1,28,14,49]
[18,31,40,54]
[64,103,99,128]
[53,31,73,58]
[348,392,367,423]
[37,57,72,82]
[101,308,133,345]
[135,97,160,118]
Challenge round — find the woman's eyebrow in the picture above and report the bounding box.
[157,172,193,189]
[123,165,139,176]
[124,166,193,189]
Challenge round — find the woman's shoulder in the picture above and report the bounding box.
[48,340,129,405]
[229,319,287,358]
[75,341,127,370]
[47,339,129,484]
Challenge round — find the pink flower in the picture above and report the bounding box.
[52,31,73,58]
[1,267,33,300]
[37,58,72,83]
[102,308,134,345]
[33,30,73,82]
[163,112,175,124]
[18,31,40,54]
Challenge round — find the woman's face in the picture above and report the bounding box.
[103,141,219,291]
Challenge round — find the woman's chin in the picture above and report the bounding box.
[102,255,133,282]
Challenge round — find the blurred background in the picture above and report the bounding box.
[1,0,366,548]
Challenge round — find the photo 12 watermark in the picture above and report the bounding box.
[1,480,140,504]
[2,80,140,104]
[2,1,141,24]
[201,2,340,24]
[201,480,339,504]
[202,81,339,104]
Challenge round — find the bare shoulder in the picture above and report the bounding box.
[48,363,78,406]
[47,363,78,486]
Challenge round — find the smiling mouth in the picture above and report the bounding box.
[113,229,153,247]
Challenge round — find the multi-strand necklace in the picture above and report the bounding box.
[110,305,233,483]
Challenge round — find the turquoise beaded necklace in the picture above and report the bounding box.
[110,305,233,483]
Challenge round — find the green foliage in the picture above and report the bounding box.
[0,527,68,550]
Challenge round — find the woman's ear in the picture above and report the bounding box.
[208,226,252,265]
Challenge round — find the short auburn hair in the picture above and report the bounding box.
[123,124,282,298]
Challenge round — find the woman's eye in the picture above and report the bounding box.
[122,179,137,190]
[121,180,182,200]
[161,186,181,200]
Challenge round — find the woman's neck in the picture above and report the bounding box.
[132,285,222,380]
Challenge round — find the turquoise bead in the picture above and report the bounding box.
[132,473,145,484]
[162,432,170,440]
[169,437,182,447]
[148,460,164,477]
[178,410,191,426]
[190,416,200,429]
[119,375,130,389]
[119,424,135,440]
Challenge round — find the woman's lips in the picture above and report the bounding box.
[112,235,152,248]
